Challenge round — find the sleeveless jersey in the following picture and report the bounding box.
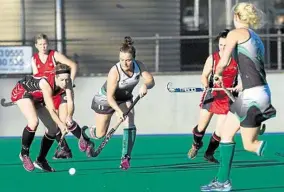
[18,73,63,101]
[234,29,267,89]
[210,51,238,88]
[33,50,56,75]
[101,60,141,101]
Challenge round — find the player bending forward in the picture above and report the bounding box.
[83,36,155,170]
[11,64,94,172]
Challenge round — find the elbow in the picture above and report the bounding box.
[146,78,155,89]
[148,79,155,89]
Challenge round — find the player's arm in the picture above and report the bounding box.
[233,74,243,92]
[54,51,78,83]
[39,79,67,132]
[201,55,213,88]
[106,67,121,113]
[31,57,38,75]
[137,61,155,89]
[215,30,238,77]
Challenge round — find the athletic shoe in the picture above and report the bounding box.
[19,153,35,172]
[187,141,203,159]
[78,134,88,152]
[86,140,95,157]
[120,155,131,170]
[34,159,55,172]
[201,179,232,191]
[204,153,219,164]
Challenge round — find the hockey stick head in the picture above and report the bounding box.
[166,82,205,93]
[167,82,175,92]
[1,98,15,107]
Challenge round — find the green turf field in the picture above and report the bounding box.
[0,134,284,192]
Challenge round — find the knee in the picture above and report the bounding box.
[27,118,39,131]
[45,126,59,138]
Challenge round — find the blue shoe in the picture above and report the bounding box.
[201,179,232,191]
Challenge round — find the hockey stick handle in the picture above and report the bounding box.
[220,83,236,102]
[167,84,235,93]
[114,95,141,130]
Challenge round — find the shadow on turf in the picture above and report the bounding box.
[48,149,246,165]
[232,186,284,191]
[0,151,186,167]
[102,159,283,174]
[0,148,248,167]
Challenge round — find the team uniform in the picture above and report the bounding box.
[32,50,74,159]
[201,29,277,192]
[91,60,141,114]
[11,72,65,172]
[230,29,276,127]
[33,50,67,110]
[200,51,238,114]
[89,60,141,170]
[189,52,238,163]
[11,72,64,104]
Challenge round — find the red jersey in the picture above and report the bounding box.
[200,51,238,114]
[33,50,56,75]
[11,72,64,103]
[212,51,238,88]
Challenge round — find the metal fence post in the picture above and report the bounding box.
[20,0,26,45]
[194,0,200,29]
[225,0,232,29]
[56,0,64,53]
[208,0,213,55]
[277,28,282,70]
[155,33,160,72]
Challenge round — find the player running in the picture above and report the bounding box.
[201,2,276,191]
[83,36,155,170]
[187,29,239,164]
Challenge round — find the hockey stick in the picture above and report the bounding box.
[166,82,234,93]
[220,83,236,102]
[1,98,15,107]
[53,131,68,157]
[92,95,141,157]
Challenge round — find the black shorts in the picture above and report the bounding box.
[91,94,129,114]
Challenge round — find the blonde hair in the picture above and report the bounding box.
[233,2,264,29]
[34,33,49,44]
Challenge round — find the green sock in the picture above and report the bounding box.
[122,126,137,158]
[217,142,236,183]
[82,126,102,140]
[257,141,267,156]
